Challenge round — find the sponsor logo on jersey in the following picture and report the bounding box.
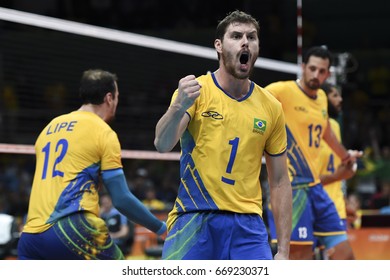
[322,109,327,119]
[201,111,223,120]
[294,106,308,113]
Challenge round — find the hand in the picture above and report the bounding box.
[346,202,358,223]
[342,149,363,165]
[274,251,289,260]
[172,75,201,112]
[335,161,357,181]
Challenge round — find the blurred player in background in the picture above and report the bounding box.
[318,82,356,259]
[18,69,166,260]
[265,46,362,259]
[99,193,133,256]
[154,10,292,260]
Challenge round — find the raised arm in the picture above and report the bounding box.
[265,152,292,260]
[154,75,201,152]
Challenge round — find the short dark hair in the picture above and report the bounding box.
[303,46,333,68]
[215,10,260,42]
[321,82,341,118]
[320,82,333,95]
[79,69,118,105]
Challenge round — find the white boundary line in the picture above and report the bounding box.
[0,143,180,161]
[0,7,299,74]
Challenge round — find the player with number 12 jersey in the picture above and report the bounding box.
[23,110,122,234]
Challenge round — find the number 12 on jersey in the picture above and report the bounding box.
[41,139,69,179]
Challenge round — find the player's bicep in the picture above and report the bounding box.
[265,152,289,187]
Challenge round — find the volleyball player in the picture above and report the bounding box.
[17,69,166,260]
[265,46,362,259]
[318,82,356,259]
[154,10,292,260]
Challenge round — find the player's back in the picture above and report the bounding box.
[24,111,122,233]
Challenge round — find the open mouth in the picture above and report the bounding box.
[240,53,249,64]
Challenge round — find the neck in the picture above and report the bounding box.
[78,104,105,120]
[214,69,250,99]
[296,79,317,99]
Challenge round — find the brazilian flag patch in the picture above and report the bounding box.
[253,118,267,133]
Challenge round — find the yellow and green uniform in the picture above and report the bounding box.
[162,72,287,259]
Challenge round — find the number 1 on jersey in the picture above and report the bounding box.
[221,137,239,185]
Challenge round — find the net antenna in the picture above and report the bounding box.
[297,0,303,79]
[0,7,296,162]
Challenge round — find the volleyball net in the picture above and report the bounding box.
[0,7,297,160]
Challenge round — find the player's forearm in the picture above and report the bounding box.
[270,180,292,259]
[320,163,355,185]
[103,171,166,235]
[320,173,340,185]
[323,123,349,160]
[154,105,187,152]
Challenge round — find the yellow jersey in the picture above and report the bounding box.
[23,111,122,233]
[318,118,346,218]
[167,72,287,227]
[266,80,328,187]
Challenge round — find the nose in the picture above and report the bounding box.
[242,35,249,47]
[313,70,320,78]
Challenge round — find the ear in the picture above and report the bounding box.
[104,92,113,104]
[326,69,331,79]
[214,39,222,55]
[301,63,306,73]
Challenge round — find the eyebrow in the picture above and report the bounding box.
[230,30,257,36]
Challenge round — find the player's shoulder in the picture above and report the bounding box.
[196,72,212,82]
[329,118,340,129]
[265,80,295,91]
[317,88,327,99]
[255,83,279,101]
[253,83,284,110]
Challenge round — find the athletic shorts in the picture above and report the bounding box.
[17,212,124,260]
[162,211,272,260]
[266,184,347,249]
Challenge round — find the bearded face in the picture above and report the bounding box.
[216,22,259,80]
[221,48,255,80]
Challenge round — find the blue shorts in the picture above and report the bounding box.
[17,212,124,260]
[266,184,347,249]
[162,211,272,260]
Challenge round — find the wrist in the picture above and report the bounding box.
[156,221,167,235]
[341,153,351,164]
[169,103,187,115]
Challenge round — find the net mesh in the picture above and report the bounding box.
[0,9,295,152]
